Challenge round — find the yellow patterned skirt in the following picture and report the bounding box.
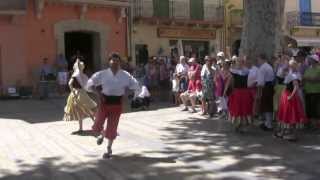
[274,84,286,112]
[63,89,97,121]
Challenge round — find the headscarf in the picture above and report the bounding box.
[71,59,88,89]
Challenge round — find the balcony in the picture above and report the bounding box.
[287,11,320,28]
[133,0,224,27]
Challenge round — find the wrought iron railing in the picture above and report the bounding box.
[133,0,224,22]
[287,11,320,28]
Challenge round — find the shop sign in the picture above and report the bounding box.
[158,28,216,39]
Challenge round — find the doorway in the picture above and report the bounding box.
[182,40,209,60]
[65,31,98,75]
[232,39,241,56]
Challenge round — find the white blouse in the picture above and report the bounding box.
[284,72,301,84]
[257,63,275,86]
[175,63,189,75]
[87,69,139,96]
[247,66,259,87]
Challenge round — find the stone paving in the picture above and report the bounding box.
[0,98,320,180]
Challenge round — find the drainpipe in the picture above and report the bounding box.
[127,3,134,65]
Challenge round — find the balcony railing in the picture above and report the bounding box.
[133,0,224,23]
[287,11,320,28]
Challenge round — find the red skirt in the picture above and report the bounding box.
[277,90,307,125]
[228,88,254,117]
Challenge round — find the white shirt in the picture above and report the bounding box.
[138,86,151,98]
[175,63,189,75]
[257,63,275,86]
[201,65,214,78]
[247,66,259,87]
[87,69,139,96]
[230,68,249,76]
[172,79,179,92]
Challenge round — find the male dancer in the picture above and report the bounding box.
[87,53,139,159]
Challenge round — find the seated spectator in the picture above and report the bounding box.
[131,84,151,110]
[180,78,202,113]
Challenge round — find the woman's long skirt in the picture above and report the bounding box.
[63,89,97,121]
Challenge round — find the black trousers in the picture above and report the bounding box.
[305,93,320,119]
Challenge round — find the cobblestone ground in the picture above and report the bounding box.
[0,98,320,180]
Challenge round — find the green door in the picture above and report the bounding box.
[190,0,204,20]
[153,0,169,18]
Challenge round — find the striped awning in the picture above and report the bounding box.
[294,37,320,47]
[0,0,26,11]
[0,0,26,15]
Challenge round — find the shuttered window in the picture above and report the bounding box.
[153,0,169,18]
[190,0,204,20]
[299,0,312,26]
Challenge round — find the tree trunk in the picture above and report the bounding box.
[239,0,285,63]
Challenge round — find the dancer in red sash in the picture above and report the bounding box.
[275,60,307,141]
[87,53,139,159]
[227,57,254,132]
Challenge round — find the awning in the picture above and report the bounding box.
[294,37,320,47]
[0,0,26,15]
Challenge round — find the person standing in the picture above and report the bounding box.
[257,54,275,131]
[140,45,149,65]
[56,54,69,95]
[87,53,139,159]
[188,58,202,88]
[275,60,307,141]
[39,58,55,100]
[63,59,97,134]
[247,58,259,118]
[175,56,189,93]
[122,57,134,75]
[145,57,159,89]
[227,57,253,132]
[215,61,232,118]
[303,55,320,128]
[273,54,289,114]
[201,56,216,117]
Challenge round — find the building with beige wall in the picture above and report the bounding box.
[226,0,320,55]
[131,0,224,65]
[285,0,320,48]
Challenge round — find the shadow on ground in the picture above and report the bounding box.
[1,115,320,179]
[0,98,174,124]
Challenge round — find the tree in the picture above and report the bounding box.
[239,0,285,62]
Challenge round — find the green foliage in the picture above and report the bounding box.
[228,4,235,10]
[231,9,244,16]
[290,27,299,35]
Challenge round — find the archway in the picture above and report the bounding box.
[54,20,110,71]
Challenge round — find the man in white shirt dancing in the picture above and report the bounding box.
[87,53,139,159]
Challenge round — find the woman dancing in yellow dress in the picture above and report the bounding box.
[63,59,97,134]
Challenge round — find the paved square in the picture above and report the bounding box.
[0,99,320,180]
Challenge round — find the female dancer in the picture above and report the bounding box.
[63,59,97,134]
[226,57,253,132]
[275,60,307,141]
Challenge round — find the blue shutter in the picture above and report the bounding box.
[300,0,312,26]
